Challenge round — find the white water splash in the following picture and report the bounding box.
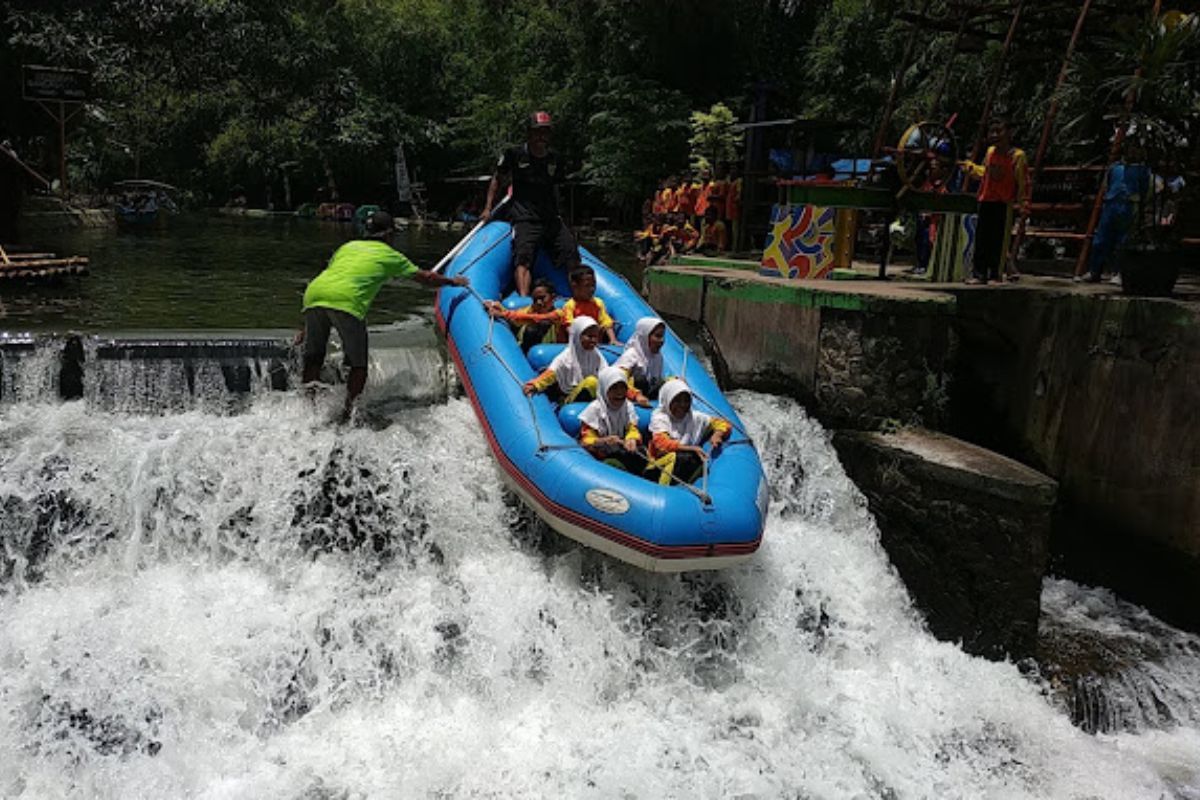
[0,392,1196,798]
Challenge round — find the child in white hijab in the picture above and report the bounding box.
[613,316,666,405]
[524,316,607,403]
[646,379,731,486]
[578,365,643,472]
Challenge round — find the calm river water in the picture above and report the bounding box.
[1,214,638,331]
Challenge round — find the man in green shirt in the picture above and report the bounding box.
[298,210,468,418]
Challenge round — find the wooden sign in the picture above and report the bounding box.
[22,65,90,103]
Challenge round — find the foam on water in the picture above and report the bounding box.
[1,391,1198,798]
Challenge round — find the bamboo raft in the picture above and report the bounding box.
[0,245,89,281]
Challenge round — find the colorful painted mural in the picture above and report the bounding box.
[930,212,978,283]
[760,204,838,280]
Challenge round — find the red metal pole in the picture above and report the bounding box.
[1074,0,1163,276]
[58,101,67,197]
[928,9,971,118]
[872,0,934,157]
[971,0,1026,163]
[1009,0,1094,266]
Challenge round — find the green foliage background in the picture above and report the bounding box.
[1,0,1195,213]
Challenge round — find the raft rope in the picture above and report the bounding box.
[451,281,713,504]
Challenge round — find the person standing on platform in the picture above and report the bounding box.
[725,166,743,252]
[962,118,1029,285]
[482,111,581,296]
[1083,149,1152,284]
[674,173,694,223]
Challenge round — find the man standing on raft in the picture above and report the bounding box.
[481,111,582,296]
[297,209,468,420]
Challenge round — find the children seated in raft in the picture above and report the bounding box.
[578,366,644,473]
[560,266,619,344]
[524,316,607,403]
[646,379,731,486]
[613,316,666,405]
[487,278,559,352]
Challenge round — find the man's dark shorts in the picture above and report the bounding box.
[303,307,368,369]
[512,217,581,271]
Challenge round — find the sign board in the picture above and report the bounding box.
[22,65,90,103]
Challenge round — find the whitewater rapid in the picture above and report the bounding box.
[1,390,1198,798]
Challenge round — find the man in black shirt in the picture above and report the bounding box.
[482,111,581,296]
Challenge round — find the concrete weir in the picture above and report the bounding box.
[646,263,1200,651]
[0,322,450,408]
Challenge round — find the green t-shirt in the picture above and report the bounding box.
[302,240,419,320]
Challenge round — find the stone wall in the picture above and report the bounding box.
[645,267,956,429]
[946,287,1200,630]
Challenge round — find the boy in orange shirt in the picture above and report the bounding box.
[961,118,1029,284]
[561,265,618,344]
[486,278,560,352]
[698,205,728,254]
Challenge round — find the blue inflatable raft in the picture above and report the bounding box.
[435,222,767,571]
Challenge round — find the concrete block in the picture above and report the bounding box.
[834,428,1057,660]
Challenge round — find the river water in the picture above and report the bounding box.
[1,220,1199,797]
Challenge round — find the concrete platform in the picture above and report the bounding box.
[644,261,1200,633]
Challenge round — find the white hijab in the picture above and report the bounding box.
[579,366,637,438]
[549,316,607,392]
[614,317,665,384]
[649,379,712,446]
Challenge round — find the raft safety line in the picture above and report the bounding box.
[451,281,713,504]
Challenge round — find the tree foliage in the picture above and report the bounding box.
[689,103,741,175]
[2,0,1194,212]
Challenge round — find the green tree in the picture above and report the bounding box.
[689,103,741,174]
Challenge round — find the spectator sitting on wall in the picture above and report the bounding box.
[636,213,673,266]
[668,212,699,253]
[698,205,728,255]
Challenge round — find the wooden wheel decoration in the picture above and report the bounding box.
[894,121,959,193]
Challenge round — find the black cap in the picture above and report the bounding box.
[364,210,394,237]
[528,111,553,129]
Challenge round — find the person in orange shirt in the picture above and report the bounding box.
[961,118,1029,284]
[667,212,699,253]
[707,166,728,220]
[486,278,560,352]
[693,169,711,223]
[658,177,676,216]
[673,175,693,219]
[698,205,728,255]
[725,166,743,251]
[635,214,671,266]
[560,265,618,344]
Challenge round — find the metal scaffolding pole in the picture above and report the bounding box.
[1075,0,1164,276]
[1009,0,1095,265]
[970,0,1026,163]
[872,0,934,157]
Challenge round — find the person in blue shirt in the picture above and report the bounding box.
[1084,151,1152,284]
